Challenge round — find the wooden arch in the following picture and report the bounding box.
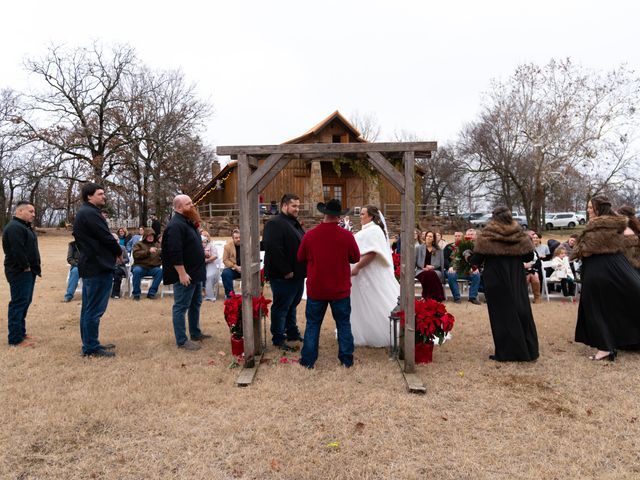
[215,141,437,389]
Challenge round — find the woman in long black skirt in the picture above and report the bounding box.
[573,196,640,361]
[471,207,539,362]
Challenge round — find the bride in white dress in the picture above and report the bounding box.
[350,205,400,347]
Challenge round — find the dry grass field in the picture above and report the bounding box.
[1,232,639,479]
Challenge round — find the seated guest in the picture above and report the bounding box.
[548,246,576,297]
[202,231,221,301]
[533,231,551,260]
[126,226,145,254]
[524,231,542,303]
[447,228,482,304]
[221,229,242,298]
[116,227,131,248]
[559,234,578,258]
[64,240,81,302]
[443,231,463,271]
[415,230,445,301]
[111,233,129,299]
[435,231,447,250]
[547,238,560,257]
[131,228,163,300]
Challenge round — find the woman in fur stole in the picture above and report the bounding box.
[617,205,640,273]
[471,207,539,362]
[573,196,640,361]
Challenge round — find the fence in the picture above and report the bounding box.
[197,202,314,218]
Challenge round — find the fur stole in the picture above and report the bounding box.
[572,215,627,260]
[622,234,640,269]
[474,220,534,256]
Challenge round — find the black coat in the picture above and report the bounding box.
[161,213,205,285]
[2,217,41,280]
[262,212,306,280]
[73,202,122,278]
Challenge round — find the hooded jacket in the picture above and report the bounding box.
[132,228,162,268]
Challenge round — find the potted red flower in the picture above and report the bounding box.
[399,298,455,364]
[223,293,272,357]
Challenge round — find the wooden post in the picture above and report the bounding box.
[401,151,416,373]
[248,157,262,354]
[238,154,256,368]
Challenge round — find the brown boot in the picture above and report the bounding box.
[532,281,542,303]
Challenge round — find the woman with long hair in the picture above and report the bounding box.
[415,231,446,302]
[617,205,640,272]
[573,196,640,361]
[350,205,399,347]
[471,207,539,361]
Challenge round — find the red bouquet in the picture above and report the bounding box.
[399,298,455,345]
[223,293,272,339]
[392,253,401,281]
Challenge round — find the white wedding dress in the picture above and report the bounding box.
[350,222,400,347]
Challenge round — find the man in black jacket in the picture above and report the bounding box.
[2,201,41,347]
[262,193,306,351]
[73,183,123,357]
[162,194,209,351]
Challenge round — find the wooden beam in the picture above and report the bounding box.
[367,151,405,194]
[237,353,262,387]
[256,154,292,193]
[249,184,262,355]
[401,151,416,374]
[397,359,426,394]
[238,154,256,368]
[247,153,285,192]
[217,141,437,156]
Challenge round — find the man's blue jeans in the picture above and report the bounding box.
[7,271,36,345]
[132,265,163,298]
[172,281,203,345]
[221,268,241,297]
[269,278,304,345]
[65,266,79,301]
[80,272,113,354]
[447,270,481,300]
[300,297,353,368]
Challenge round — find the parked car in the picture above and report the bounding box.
[470,213,493,228]
[513,215,528,229]
[575,211,587,225]
[544,212,578,229]
[461,212,485,221]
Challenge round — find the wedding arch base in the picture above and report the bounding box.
[216,141,436,392]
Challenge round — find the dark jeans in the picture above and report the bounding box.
[172,281,203,345]
[7,271,36,345]
[111,266,127,297]
[221,268,241,297]
[300,297,353,368]
[269,278,304,345]
[80,272,113,354]
[131,265,163,298]
[560,278,576,296]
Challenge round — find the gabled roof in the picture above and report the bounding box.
[192,160,237,205]
[283,110,366,144]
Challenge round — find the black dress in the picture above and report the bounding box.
[473,252,539,361]
[575,253,640,351]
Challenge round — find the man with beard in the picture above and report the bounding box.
[262,193,306,351]
[221,229,242,298]
[443,231,463,271]
[73,183,123,357]
[162,194,209,351]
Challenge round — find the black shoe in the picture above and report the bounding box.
[286,334,304,342]
[133,296,140,301]
[191,334,212,341]
[469,298,481,305]
[453,298,461,304]
[489,355,498,361]
[147,295,157,300]
[83,349,116,358]
[589,350,617,361]
[275,343,296,352]
[100,343,116,350]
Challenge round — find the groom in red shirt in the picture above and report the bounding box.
[297,199,360,368]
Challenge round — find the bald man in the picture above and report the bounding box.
[3,201,41,347]
[162,195,209,350]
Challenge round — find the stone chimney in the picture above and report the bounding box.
[211,160,221,178]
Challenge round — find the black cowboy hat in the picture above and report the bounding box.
[317,199,349,216]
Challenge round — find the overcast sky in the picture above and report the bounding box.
[2,0,639,155]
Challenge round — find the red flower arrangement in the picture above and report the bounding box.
[392,253,401,281]
[398,298,455,345]
[223,293,272,339]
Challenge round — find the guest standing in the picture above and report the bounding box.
[3,201,41,347]
[162,194,209,351]
[64,240,80,302]
[297,199,360,368]
[262,193,306,351]
[573,196,640,361]
[73,183,122,357]
[201,231,221,302]
[471,207,539,362]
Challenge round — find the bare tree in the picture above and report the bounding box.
[350,111,381,142]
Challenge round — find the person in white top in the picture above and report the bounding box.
[201,231,221,301]
[548,246,576,297]
[349,205,399,347]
